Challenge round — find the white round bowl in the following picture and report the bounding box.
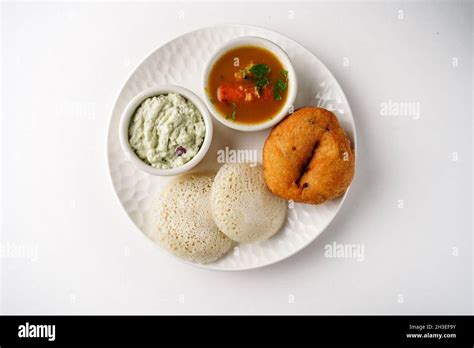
[119,85,213,176]
[202,36,297,132]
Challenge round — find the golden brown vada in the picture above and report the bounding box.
[263,107,355,204]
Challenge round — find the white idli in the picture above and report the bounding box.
[151,172,233,264]
[210,163,287,243]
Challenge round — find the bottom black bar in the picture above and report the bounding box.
[0,315,472,346]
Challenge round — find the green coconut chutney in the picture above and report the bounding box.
[128,93,206,169]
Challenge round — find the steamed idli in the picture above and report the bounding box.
[151,172,233,264]
[210,163,287,243]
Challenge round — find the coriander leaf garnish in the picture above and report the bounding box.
[231,102,237,120]
[250,63,271,77]
[250,64,271,94]
[274,69,288,101]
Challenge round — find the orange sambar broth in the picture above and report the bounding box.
[207,46,288,125]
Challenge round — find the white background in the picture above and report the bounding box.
[1,1,472,314]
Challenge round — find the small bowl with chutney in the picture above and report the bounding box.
[119,85,213,176]
[203,36,297,132]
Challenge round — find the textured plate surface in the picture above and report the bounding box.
[107,25,356,271]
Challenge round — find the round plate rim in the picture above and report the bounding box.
[106,24,357,271]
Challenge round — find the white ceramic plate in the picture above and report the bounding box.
[107,25,357,271]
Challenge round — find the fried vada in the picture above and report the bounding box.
[263,107,355,204]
